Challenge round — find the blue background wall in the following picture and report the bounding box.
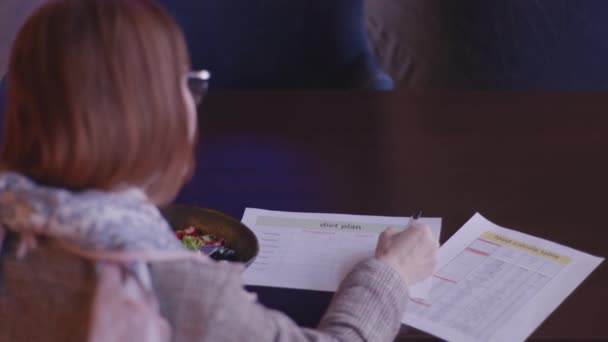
[443,0,608,89]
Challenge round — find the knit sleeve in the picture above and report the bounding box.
[150,258,408,342]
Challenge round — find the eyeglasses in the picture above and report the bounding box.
[187,70,210,106]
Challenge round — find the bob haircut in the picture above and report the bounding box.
[0,0,195,205]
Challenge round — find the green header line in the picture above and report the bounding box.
[255,216,405,234]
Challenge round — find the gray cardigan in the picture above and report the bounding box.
[0,235,409,342]
[0,172,409,341]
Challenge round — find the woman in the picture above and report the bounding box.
[0,1,438,341]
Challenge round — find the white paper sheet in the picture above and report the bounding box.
[403,213,604,342]
[242,208,442,299]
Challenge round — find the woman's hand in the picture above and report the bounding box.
[375,222,439,287]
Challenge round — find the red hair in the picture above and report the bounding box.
[1,0,195,204]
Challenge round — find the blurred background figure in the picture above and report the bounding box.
[365,0,448,89]
[2,0,608,94]
[366,0,608,89]
[156,0,393,90]
[0,0,393,116]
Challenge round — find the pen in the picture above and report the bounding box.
[407,209,422,228]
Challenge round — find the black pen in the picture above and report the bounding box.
[407,209,423,228]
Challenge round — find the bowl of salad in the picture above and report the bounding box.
[160,204,259,266]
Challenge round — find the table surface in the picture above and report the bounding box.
[176,90,608,340]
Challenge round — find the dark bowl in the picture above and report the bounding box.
[160,204,259,266]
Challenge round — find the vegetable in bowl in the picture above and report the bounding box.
[161,204,258,266]
[175,226,236,261]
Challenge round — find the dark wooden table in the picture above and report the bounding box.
[176,90,608,340]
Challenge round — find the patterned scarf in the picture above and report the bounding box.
[0,172,184,255]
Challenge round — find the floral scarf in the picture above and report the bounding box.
[0,172,184,255]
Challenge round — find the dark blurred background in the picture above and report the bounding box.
[366,0,608,89]
[2,0,608,90]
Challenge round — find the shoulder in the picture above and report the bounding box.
[149,258,246,303]
[148,259,250,340]
[151,257,244,282]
